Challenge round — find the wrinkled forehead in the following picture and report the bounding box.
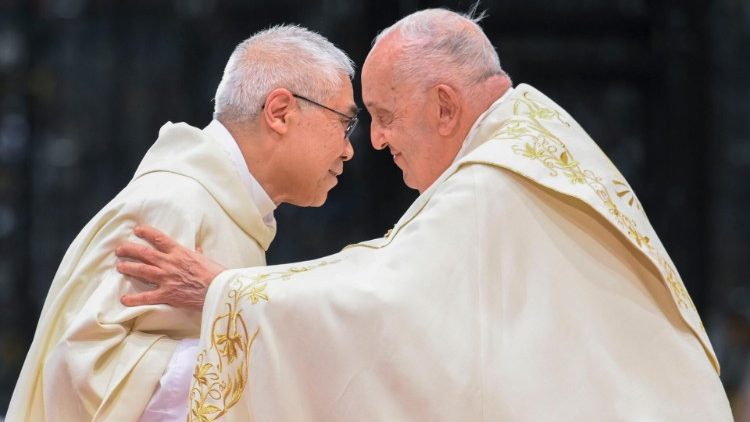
[364,34,403,77]
[362,43,409,109]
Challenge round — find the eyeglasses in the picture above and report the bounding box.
[292,94,360,139]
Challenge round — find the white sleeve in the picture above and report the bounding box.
[138,338,200,422]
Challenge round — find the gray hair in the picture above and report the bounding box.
[372,5,507,90]
[214,25,355,122]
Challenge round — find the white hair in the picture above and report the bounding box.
[214,25,355,122]
[373,5,507,89]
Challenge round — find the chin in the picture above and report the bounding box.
[309,193,328,207]
[402,173,420,191]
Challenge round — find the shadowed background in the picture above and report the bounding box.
[1,0,749,418]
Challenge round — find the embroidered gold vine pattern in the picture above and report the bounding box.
[187,260,340,422]
[613,179,644,212]
[492,91,696,313]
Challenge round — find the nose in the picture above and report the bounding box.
[370,124,387,151]
[342,138,354,161]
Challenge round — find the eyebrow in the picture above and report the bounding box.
[347,104,360,116]
[364,101,390,114]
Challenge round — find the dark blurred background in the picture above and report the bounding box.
[1,0,749,419]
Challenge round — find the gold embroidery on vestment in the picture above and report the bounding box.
[187,260,339,422]
[492,91,698,314]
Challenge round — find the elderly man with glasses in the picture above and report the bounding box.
[6,25,358,422]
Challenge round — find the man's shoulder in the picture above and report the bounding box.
[115,171,217,213]
[453,155,517,184]
[156,121,205,140]
[69,171,217,242]
[440,157,531,207]
[425,160,520,210]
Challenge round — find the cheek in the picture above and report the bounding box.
[410,131,444,188]
[388,123,411,155]
[399,126,429,167]
[312,142,340,176]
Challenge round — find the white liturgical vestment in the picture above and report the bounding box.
[191,84,732,421]
[7,121,275,422]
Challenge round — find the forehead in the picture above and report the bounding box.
[362,37,409,106]
[362,60,404,111]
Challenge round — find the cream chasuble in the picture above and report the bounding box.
[6,122,275,422]
[191,84,731,421]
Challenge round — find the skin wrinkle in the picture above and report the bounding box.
[362,27,510,193]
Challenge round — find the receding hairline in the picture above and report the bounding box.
[365,6,504,91]
[372,5,490,48]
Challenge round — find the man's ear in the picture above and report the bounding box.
[263,88,295,136]
[434,84,460,136]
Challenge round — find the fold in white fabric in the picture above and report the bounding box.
[139,339,200,422]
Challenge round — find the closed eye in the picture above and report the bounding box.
[377,111,393,126]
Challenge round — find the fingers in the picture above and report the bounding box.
[120,290,164,307]
[116,241,167,266]
[134,225,178,253]
[116,261,167,286]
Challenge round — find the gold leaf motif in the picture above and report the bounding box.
[247,284,268,304]
[537,108,555,119]
[494,90,699,320]
[506,124,529,138]
[612,179,643,212]
[569,171,586,184]
[187,260,339,422]
[198,404,221,417]
[215,332,243,364]
[193,363,214,386]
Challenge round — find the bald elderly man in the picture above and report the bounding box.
[7,25,358,422]
[117,8,732,421]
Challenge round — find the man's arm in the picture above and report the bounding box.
[116,225,226,309]
[115,226,241,422]
[26,173,209,422]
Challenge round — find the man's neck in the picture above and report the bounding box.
[443,75,513,169]
[220,119,283,206]
[449,75,511,151]
[467,75,512,125]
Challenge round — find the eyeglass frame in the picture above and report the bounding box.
[261,93,359,139]
[260,92,362,139]
[292,94,360,139]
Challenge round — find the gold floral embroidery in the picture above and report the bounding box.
[613,179,644,212]
[187,260,339,422]
[493,91,697,313]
